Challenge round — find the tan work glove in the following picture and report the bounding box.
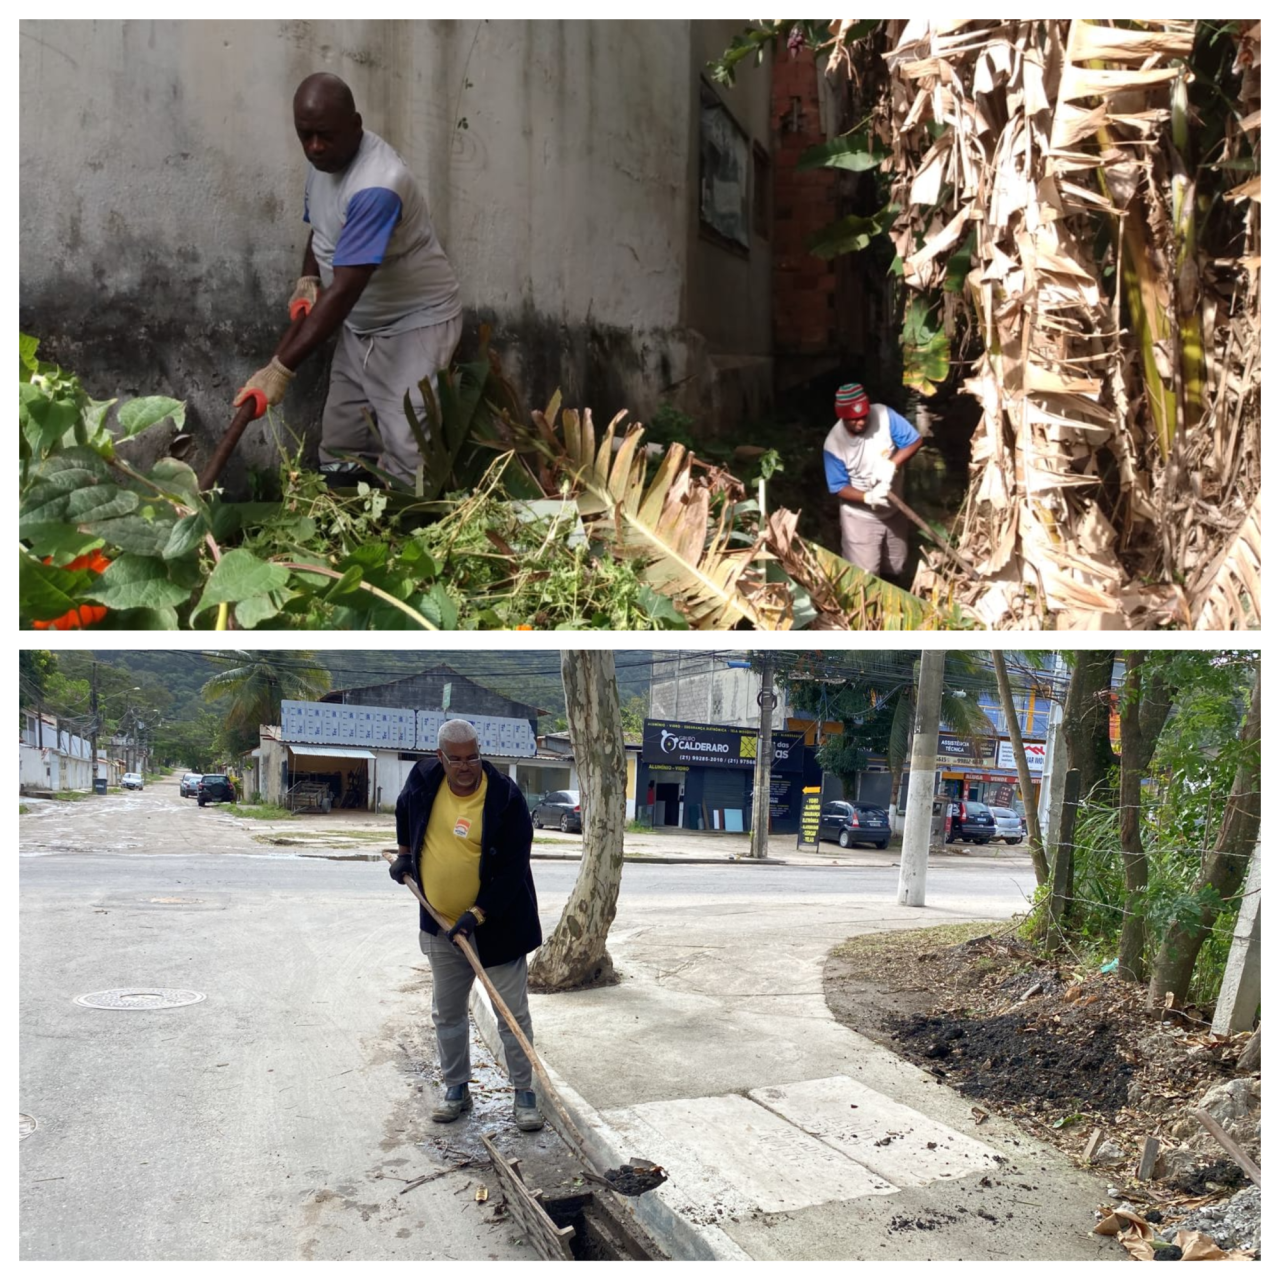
[870,453,898,487]
[288,276,321,321]
[233,357,294,421]
[864,479,891,510]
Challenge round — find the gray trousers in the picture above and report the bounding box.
[420,930,534,1090]
[320,315,463,486]
[839,503,910,577]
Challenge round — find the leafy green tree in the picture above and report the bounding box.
[152,710,227,774]
[19,650,57,705]
[201,651,332,754]
[618,694,648,741]
[784,652,997,808]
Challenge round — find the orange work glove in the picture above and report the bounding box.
[233,357,294,421]
[288,275,321,321]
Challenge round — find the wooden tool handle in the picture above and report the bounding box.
[381,851,597,1166]
[200,313,307,491]
[884,490,983,578]
[198,399,258,491]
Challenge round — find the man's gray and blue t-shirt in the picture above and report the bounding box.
[304,130,460,335]
[823,404,920,495]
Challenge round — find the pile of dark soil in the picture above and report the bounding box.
[887,1008,1133,1115]
[823,923,1257,1200]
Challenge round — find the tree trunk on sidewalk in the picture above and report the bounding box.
[1147,667,1261,1007]
[1117,652,1176,981]
[991,650,1048,884]
[528,650,627,992]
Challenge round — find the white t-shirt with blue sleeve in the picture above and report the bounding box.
[304,130,461,336]
[823,405,920,500]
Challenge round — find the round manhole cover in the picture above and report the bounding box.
[74,988,207,1010]
[20,1114,36,1139]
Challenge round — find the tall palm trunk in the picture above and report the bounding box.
[819,19,1260,629]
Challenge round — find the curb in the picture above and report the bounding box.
[469,992,749,1261]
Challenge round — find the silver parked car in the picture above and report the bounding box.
[990,806,1027,845]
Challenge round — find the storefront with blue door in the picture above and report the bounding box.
[638,718,809,833]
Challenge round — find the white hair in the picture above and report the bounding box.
[437,719,480,750]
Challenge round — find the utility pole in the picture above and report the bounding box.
[748,652,777,860]
[898,649,945,906]
[90,662,100,793]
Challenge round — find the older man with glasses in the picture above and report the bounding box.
[389,719,544,1131]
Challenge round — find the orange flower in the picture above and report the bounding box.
[515,624,533,630]
[43,551,112,575]
[33,551,111,630]
[32,604,109,630]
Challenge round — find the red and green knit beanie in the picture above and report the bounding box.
[835,382,870,419]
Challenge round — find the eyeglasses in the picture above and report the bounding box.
[442,752,481,766]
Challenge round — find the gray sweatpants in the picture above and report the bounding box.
[420,930,534,1090]
[320,315,463,486]
[839,503,910,578]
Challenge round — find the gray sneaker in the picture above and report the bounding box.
[513,1089,545,1132]
[431,1083,473,1123]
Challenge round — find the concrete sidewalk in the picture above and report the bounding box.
[469,892,1120,1263]
[243,807,1031,872]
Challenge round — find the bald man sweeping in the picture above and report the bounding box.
[233,73,462,488]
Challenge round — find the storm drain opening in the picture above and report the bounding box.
[542,1191,667,1261]
[74,988,207,1010]
[480,1134,666,1262]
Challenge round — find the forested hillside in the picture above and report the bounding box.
[77,649,657,726]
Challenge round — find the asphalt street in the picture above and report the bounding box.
[20,782,1047,1262]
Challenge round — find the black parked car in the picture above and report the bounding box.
[946,799,996,844]
[818,801,891,849]
[197,774,237,806]
[532,790,582,832]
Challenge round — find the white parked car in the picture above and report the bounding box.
[122,772,144,790]
[990,806,1026,845]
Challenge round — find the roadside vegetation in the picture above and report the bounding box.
[19,332,970,631]
[226,803,296,821]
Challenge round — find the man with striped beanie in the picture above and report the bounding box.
[823,381,923,578]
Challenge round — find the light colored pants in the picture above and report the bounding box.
[839,503,910,578]
[420,930,534,1089]
[320,315,463,485]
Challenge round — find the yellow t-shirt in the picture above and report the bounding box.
[419,774,487,926]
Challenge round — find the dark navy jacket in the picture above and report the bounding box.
[394,758,541,968]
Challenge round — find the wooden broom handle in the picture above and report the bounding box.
[381,850,596,1166]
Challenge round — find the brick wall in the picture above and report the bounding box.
[771,47,839,360]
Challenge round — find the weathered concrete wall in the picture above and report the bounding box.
[648,653,793,727]
[20,20,766,488]
[686,22,774,432]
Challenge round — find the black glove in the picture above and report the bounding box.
[447,911,480,942]
[388,853,413,884]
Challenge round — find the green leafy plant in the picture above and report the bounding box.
[901,298,952,397]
